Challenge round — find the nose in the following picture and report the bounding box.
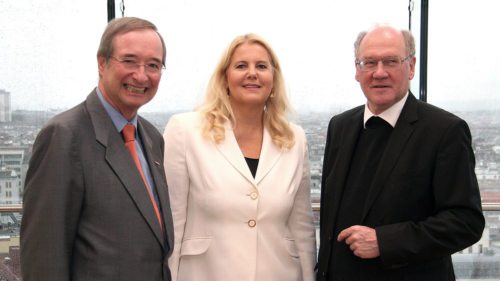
[373,61,389,78]
[131,65,149,83]
[247,66,257,79]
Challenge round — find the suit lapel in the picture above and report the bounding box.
[215,121,256,184]
[86,91,165,247]
[215,121,282,185]
[329,109,364,217]
[137,119,172,248]
[361,94,418,220]
[254,127,282,184]
[105,135,165,246]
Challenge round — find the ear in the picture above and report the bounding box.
[355,66,361,82]
[97,55,107,77]
[408,56,416,80]
[222,75,229,91]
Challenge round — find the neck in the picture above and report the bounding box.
[230,104,265,159]
[231,108,264,133]
[230,100,265,129]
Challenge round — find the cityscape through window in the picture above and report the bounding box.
[0,0,499,279]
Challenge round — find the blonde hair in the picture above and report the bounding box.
[199,33,295,149]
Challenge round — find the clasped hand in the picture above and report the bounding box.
[337,225,380,259]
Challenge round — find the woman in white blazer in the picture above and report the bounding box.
[163,34,316,281]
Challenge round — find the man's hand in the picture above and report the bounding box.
[337,225,380,259]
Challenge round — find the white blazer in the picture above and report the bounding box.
[163,112,316,281]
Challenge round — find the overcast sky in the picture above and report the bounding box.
[1,0,499,113]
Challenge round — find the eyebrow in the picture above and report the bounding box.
[233,60,270,64]
[361,55,400,59]
[120,54,162,63]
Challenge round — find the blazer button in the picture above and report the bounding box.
[247,219,257,227]
[249,191,259,200]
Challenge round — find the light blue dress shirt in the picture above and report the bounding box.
[96,88,159,204]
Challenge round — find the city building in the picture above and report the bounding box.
[0,168,21,205]
[0,90,11,123]
[0,150,24,176]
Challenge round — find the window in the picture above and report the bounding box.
[0,1,498,280]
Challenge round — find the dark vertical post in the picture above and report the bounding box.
[408,0,413,30]
[108,0,115,22]
[419,0,429,102]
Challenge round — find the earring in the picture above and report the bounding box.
[269,92,275,98]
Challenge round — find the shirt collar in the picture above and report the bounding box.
[96,87,138,132]
[363,92,409,128]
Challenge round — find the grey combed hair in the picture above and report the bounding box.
[353,25,415,58]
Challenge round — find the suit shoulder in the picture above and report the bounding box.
[416,100,465,125]
[138,115,162,139]
[289,122,307,142]
[137,114,159,131]
[331,105,364,122]
[41,102,88,133]
[31,102,89,154]
[289,122,305,134]
[325,105,364,130]
[163,111,203,141]
[166,111,202,129]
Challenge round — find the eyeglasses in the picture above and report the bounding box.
[355,54,413,72]
[109,56,165,74]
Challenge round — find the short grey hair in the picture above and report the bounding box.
[354,27,415,58]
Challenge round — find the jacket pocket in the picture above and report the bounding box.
[180,237,212,256]
[284,237,300,258]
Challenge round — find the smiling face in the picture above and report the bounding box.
[355,26,415,115]
[98,29,164,119]
[225,42,274,111]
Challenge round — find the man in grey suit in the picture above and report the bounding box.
[21,17,174,280]
[316,24,484,280]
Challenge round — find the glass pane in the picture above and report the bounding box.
[427,0,500,200]
[425,0,500,279]
[452,210,500,279]
[4,0,498,280]
[123,0,410,113]
[0,2,106,280]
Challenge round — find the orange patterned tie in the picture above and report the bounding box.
[122,123,164,232]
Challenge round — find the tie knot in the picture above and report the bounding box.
[122,124,136,142]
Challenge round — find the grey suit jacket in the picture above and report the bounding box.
[317,93,484,281]
[21,90,174,281]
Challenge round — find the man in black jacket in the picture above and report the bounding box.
[316,24,484,281]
